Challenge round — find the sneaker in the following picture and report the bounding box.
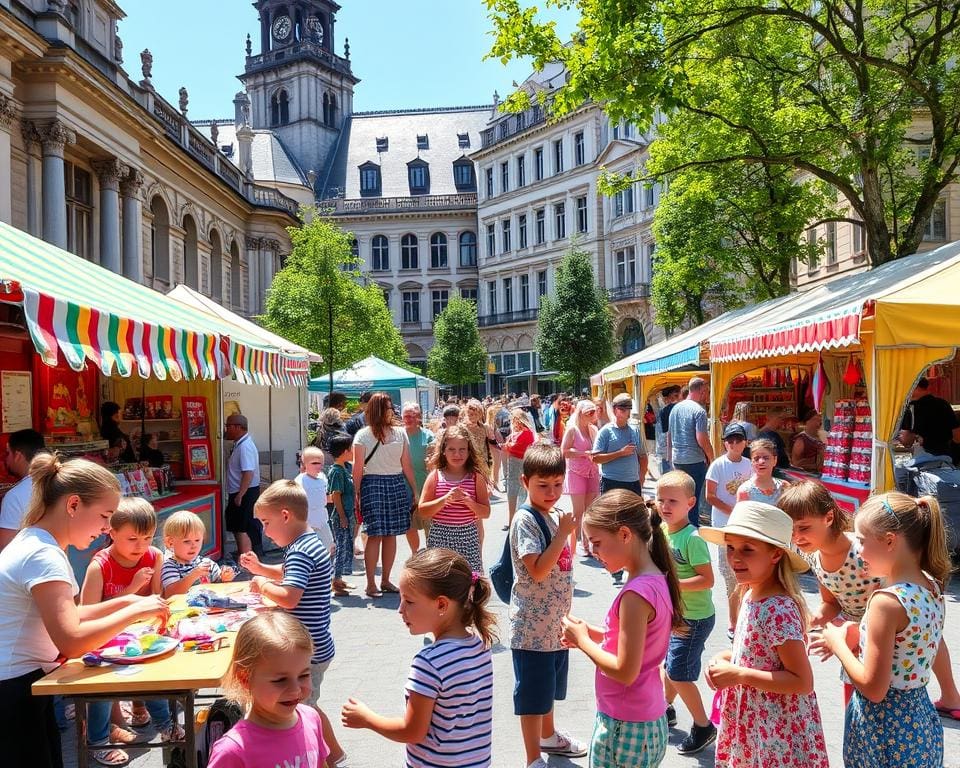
[727,628,735,641]
[540,729,588,757]
[677,722,717,755]
[526,760,550,768]
[666,704,677,728]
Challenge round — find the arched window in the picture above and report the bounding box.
[230,240,242,309]
[371,235,389,271]
[401,234,419,270]
[328,93,337,126]
[150,196,170,283]
[429,233,448,269]
[621,319,646,355]
[182,214,199,290]
[271,89,290,126]
[459,231,477,267]
[209,229,223,302]
[322,93,329,126]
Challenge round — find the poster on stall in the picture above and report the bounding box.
[181,397,213,480]
[1,371,32,433]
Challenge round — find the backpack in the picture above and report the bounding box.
[489,505,553,603]
[898,458,960,550]
[196,697,244,768]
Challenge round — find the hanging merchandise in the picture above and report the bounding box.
[843,357,862,386]
[811,354,829,412]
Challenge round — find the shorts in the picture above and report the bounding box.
[512,648,568,715]
[310,660,331,704]
[590,711,667,768]
[225,486,261,534]
[665,615,715,682]
[564,467,600,496]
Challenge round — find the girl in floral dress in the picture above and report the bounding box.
[815,492,948,768]
[736,439,788,505]
[700,501,828,768]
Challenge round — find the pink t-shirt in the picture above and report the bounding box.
[596,572,673,722]
[207,705,329,768]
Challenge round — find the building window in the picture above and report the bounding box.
[485,167,494,197]
[614,187,634,217]
[553,139,564,174]
[359,163,381,196]
[322,92,337,127]
[806,228,819,274]
[574,131,585,166]
[486,224,496,258]
[923,199,947,241]
[270,89,290,126]
[504,277,513,312]
[459,231,477,267]
[150,195,170,282]
[554,202,566,239]
[517,155,526,187]
[852,219,866,257]
[612,121,620,140]
[460,286,478,303]
[408,161,429,195]
[432,289,449,318]
[65,161,92,261]
[376,136,389,152]
[487,280,497,314]
[402,291,420,323]
[417,134,429,150]
[615,247,637,287]
[430,233,448,269]
[576,195,588,233]
[518,214,527,249]
[457,132,470,149]
[825,221,837,265]
[500,161,509,193]
[502,219,511,252]
[535,147,544,180]
[537,269,548,298]
[520,274,530,310]
[535,209,546,244]
[623,122,633,139]
[401,234,419,269]
[644,184,655,208]
[453,160,475,191]
[372,234,389,271]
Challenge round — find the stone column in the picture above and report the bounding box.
[120,169,144,282]
[36,120,73,250]
[19,122,40,236]
[92,159,125,274]
[246,236,262,314]
[0,95,19,224]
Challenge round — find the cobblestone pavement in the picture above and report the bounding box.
[62,491,960,767]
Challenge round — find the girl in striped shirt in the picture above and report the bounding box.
[417,425,491,572]
[342,548,496,768]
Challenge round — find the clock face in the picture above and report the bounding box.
[272,15,292,42]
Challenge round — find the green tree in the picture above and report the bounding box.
[426,297,487,396]
[487,0,960,266]
[262,211,407,390]
[536,247,615,392]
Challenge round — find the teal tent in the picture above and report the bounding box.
[308,356,439,414]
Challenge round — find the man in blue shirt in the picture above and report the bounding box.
[591,393,648,495]
[669,377,714,526]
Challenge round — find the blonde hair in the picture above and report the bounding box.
[300,446,324,464]
[749,438,777,458]
[732,401,752,422]
[111,497,157,535]
[222,611,313,706]
[565,399,597,434]
[163,509,206,540]
[23,454,120,528]
[510,407,536,433]
[255,479,309,521]
[657,469,695,497]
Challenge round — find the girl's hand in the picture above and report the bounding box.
[341,697,373,729]
[220,566,236,583]
[338,514,349,529]
[706,658,740,690]
[814,621,858,660]
[131,567,154,591]
[448,487,466,503]
[560,614,588,649]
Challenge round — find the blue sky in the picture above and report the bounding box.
[119,1,579,121]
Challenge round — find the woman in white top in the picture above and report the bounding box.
[0,454,169,768]
[353,392,417,598]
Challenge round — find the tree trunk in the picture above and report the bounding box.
[861,165,894,266]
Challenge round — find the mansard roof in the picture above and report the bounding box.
[194,121,311,187]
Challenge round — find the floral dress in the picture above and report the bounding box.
[844,580,944,768]
[715,594,829,768]
[799,534,884,621]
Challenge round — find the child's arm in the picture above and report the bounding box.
[679,562,714,592]
[238,551,283,580]
[736,485,750,502]
[331,490,349,528]
[561,591,651,685]
[416,471,446,520]
[148,547,164,595]
[341,692,434,744]
[520,511,576,582]
[808,582,843,627]
[705,479,732,515]
[708,638,814,695]
[79,561,105,606]
[252,578,303,609]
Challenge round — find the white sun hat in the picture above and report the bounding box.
[699,500,809,572]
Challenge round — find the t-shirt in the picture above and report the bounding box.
[405,634,493,768]
[0,476,31,532]
[326,463,355,518]
[281,531,334,664]
[705,455,751,527]
[92,547,162,599]
[344,410,366,437]
[593,422,645,483]
[659,402,677,434]
[207,704,329,768]
[295,472,329,530]
[0,527,77,679]
[353,426,408,475]
[226,434,259,494]
[596,573,672,722]
[901,393,959,456]
[407,428,435,494]
[669,399,708,465]
[509,507,573,651]
[663,523,714,620]
[160,555,222,588]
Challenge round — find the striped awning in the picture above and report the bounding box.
[0,221,308,387]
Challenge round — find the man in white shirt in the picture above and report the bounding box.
[224,415,262,558]
[0,430,46,551]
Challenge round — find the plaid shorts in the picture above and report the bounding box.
[590,711,667,768]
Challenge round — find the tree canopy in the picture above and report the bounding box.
[262,212,407,385]
[427,297,487,395]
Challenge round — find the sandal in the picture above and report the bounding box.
[935,703,960,721]
[108,725,140,745]
[380,583,399,593]
[129,708,151,728]
[91,747,129,766]
[365,588,382,598]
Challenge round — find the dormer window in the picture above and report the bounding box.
[453,158,475,191]
[416,134,429,151]
[376,137,389,153]
[457,132,470,149]
[359,162,381,197]
[408,159,430,195]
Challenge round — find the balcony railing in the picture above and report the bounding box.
[318,193,477,216]
[477,308,539,327]
[246,42,353,78]
[252,185,300,216]
[480,104,546,149]
[607,283,651,302]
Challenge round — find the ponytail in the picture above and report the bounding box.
[917,496,952,587]
[647,512,686,633]
[23,453,120,528]
[462,574,498,648]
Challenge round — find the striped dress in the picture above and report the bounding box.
[426,470,482,572]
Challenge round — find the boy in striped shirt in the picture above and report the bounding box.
[239,479,347,765]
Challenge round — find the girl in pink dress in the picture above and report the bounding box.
[560,400,600,557]
[700,501,828,768]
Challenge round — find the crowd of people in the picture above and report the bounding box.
[0,381,955,768]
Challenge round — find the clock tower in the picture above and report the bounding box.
[239,0,359,189]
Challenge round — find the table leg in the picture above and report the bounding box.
[184,690,197,768]
[75,696,88,768]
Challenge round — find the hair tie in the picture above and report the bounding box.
[470,571,480,584]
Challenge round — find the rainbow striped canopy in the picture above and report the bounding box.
[0,221,308,387]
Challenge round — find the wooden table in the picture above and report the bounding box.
[33,584,253,768]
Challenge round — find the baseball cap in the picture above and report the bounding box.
[723,423,747,440]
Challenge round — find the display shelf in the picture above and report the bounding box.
[120,418,180,424]
[730,387,795,393]
[46,438,109,456]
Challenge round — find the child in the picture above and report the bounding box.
[326,434,357,596]
[341,549,495,767]
[509,443,585,768]
[815,492,949,767]
[239,480,347,764]
[417,424,491,572]
[561,489,683,768]
[705,423,751,638]
[208,611,330,768]
[657,470,717,754]
[296,446,336,562]
[160,510,236,597]
[701,501,828,768]
[736,438,788,505]
[504,408,536,529]
[80,498,181,764]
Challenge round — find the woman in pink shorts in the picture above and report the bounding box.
[561,399,601,557]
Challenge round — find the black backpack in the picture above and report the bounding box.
[196,697,244,768]
[489,505,553,603]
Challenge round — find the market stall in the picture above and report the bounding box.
[309,355,439,415]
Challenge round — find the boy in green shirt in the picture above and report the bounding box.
[326,433,356,597]
[657,470,717,755]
